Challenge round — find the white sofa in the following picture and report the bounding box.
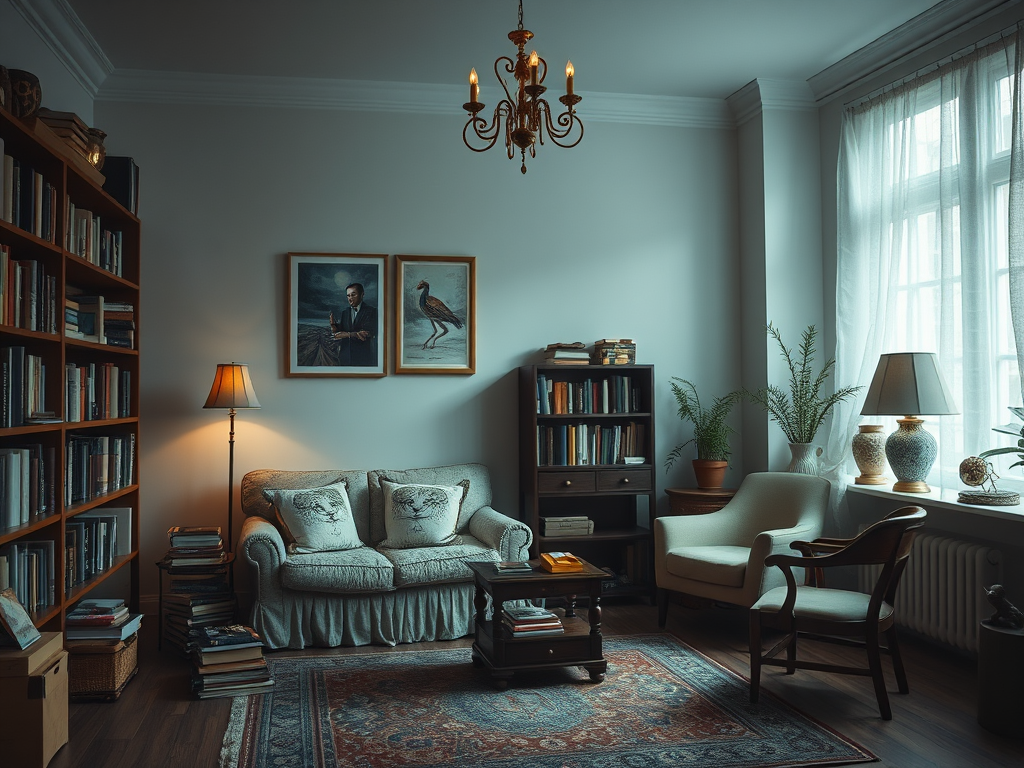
[237,463,532,649]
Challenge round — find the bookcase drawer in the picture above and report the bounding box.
[597,468,652,492]
[539,471,596,494]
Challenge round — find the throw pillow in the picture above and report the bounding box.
[378,479,468,549]
[262,480,363,553]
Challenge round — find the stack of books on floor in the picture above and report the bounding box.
[541,515,594,537]
[188,624,273,699]
[501,605,564,637]
[543,341,591,365]
[65,598,142,645]
[160,526,234,654]
[593,338,636,365]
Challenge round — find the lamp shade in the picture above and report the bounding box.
[860,352,958,417]
[204,363,261,409]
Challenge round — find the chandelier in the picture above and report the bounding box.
[462,0,583,174]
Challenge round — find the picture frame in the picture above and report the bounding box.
[0,587,41,649]
[394,255,476,375]
[286,253,387,377]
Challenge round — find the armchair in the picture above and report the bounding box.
[748,506,927,720]
[654,472,830,625]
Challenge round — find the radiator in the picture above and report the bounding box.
[858,533,1002,653]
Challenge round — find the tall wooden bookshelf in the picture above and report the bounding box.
[0,108,140,637]
[519,364,654,598]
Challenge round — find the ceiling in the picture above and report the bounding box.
[64,0,950,101]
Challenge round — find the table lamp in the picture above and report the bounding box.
[204,363,261,551]
[860,352,958,493]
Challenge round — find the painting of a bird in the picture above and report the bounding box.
[416,280,463,349]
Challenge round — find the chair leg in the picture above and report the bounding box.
[866,630,892,720]
[786,632,797,674]
[886,625,909,694]
[657,588,669,628]
[749,609,762,703]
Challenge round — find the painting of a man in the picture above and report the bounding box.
[329,282,378,366]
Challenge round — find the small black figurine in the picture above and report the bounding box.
[983,584,1024,629]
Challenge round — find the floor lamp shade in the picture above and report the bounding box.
[204,363,261,551]
[861,353,958,493]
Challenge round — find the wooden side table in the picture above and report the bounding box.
[665,487,736,516]
[977,622,1024,738]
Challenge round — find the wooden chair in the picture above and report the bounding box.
[748,506,927,720]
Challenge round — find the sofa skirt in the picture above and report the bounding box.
[251,581,478,649]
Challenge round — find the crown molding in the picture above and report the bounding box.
[9,0,113,96]
[808,0,1014,103]
[726,79,816,126]
[95,69,735,129]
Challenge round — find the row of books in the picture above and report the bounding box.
[0,538,55,613]
[502,605,564,637]
[64,200,125,278]
[162,526,235,654]
[1,146,59,244]
[189,624,273,699]
[541,515,594,537]
[66,598,142,644]
[536,421,646,466]
[0,246,59,334]
[0,443,55,529]
[65,507,132,594]
[536,374,643,415]
[65,294,136,349]
[2,346,50,428]
[66,362,132,422]
[65,433,135,506]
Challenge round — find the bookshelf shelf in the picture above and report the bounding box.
[519,364,655,598]
[0,108,141,639]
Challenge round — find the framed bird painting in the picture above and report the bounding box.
[285,252,388,377]
[394,255,476,375]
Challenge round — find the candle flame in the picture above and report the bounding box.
[566,61,574,77]
[529,51,539,67]
[469,68,478,85]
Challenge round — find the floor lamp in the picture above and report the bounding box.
[204,363,261,552]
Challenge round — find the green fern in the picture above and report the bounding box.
[665,378,742,467]
[746,323,861,444]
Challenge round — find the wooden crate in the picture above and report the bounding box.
[68,632,138,701]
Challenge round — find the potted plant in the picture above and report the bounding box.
[665,378,742,489]
[746,323,861,474]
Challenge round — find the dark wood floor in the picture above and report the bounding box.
[47,600,1021,768]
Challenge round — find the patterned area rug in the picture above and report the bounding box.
[220,634,875,768]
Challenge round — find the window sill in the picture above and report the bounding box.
[845,483,1024,523]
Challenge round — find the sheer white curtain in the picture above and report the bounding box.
[826,32,1023,517]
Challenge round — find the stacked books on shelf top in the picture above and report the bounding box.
[65,598,142,646]
[188,624,273,699]
[543,341,591,365]
[160,526,235,654]
[541,516,594,537]
[539,552,585,573]
[593,339,636,365]
[501,605,564,637]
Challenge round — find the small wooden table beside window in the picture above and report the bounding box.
[665,487,736,516]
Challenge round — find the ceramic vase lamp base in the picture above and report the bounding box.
[886,416,936,493]
[852,424,888,485]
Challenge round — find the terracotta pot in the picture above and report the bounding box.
[692,459,728,489]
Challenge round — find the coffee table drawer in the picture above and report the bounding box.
[598,468,652,492]
[502,635,594,666]
[539,471,596,494]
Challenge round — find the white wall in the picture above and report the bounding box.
[91,99,742,602]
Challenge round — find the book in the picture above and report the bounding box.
[194,678,274,699]
[65,612,142,640]
[494,561,533,573]
[539,552,585,573]
[191,643,265,665]
[0,586,41,649]
[502,606,559,623]
[188,624,262,649]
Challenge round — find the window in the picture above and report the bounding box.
[835,36,1023,492]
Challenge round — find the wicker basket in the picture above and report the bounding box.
[68,632,139,701]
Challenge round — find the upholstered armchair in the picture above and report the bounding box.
[654,472,830,625]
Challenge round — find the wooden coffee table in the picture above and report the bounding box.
[466,559,608,689]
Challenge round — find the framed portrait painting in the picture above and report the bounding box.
[286,253,387,377]
[394,255,476,375]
